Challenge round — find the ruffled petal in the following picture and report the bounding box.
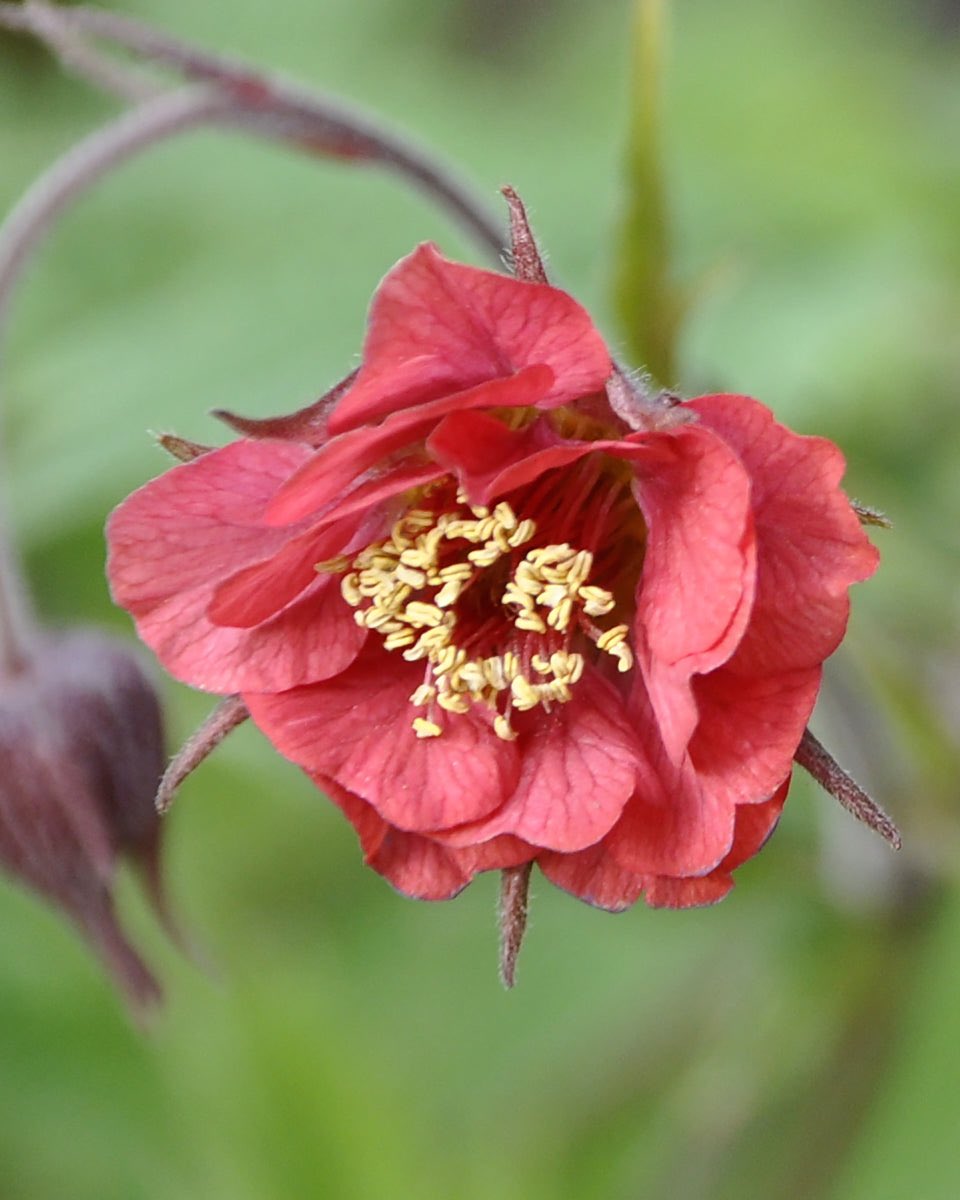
[642,779,789,908]
[689,394,878,676]
[689,665,821,808]
[605,686,736,876]
[329,244,611,433]
[433,668,639,852]
[206,512,363,628]
[320,779,533,900]
[267,365,554,525]
[428,409,673,506]
[631,423,756,760]
[538,842,645,912]
[244,649,519,832]
[130,574,365,693]
[107,441,365,691]
[107,439,311,604]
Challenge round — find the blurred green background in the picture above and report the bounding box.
[1,0,959,1196]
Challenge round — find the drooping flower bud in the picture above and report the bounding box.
[0,628,168,1012]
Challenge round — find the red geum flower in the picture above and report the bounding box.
[106,209,883,940]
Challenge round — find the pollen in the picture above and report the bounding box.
[330,489,635,740]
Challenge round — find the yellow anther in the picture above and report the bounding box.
[511,675,542,711]
[452,661,487,693]
[365,608,399,631]
[493,502,518,532]
[420,526,446,557]
[379,583,413,611]
[482,657,507,690]
[579,585,616,616]
[538,582,571,610]
[546,597,574,631]
[415,625,453,652]
[596,623,629,652]
[467,543,502,568]
[434,645,467,676]
[511,571,543,597]
[502,583,535,611]
[438,562,473,581]
[508,519,537,548]
[413,718,443,739]
[502,652,521,680]
[357,579,385,598]
[539,680,572,704]
[611,643,634,673]
[437,690,471,714]
[528,544,573,567]
[384,628,417,650]
[435,580,466,608]
[409,683,437,707]
[370,553,399,572]
[395,564,427,588]
[492,527,513,553]
[566,550,594,589]
[531,654,552,675]
[552,651,585,684]
[399,547,430,568]
[515,610,548,634]
[494,714,518,742]
[340,574,361,606]
[315,554,351,574]
[404,601,445,628]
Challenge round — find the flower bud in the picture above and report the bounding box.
[0,628,167,1012]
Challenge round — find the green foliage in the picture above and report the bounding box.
[1,0,958,1197]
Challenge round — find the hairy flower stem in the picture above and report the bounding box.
[795,727,902,849]
[156,695,249,815]
[498,862,533,988]
[0,89,228,678]
[0,88,229,350]
[0,526,32,676]
[0,2,506,263]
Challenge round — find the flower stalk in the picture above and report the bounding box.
[499,863,533,988]
[0,1,506,264]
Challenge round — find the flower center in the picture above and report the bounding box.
[321,476,638,742]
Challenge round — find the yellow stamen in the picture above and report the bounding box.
[337,493,635,740]
[494,714,517,741]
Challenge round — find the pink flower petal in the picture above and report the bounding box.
[631,423,756,761]
[605,687,736,876]
[206,514,360,628]
[642,780,789,908]
[633,423,755,670]
[689,395,879,675]
[433,668,640,852]
[267,458,445,530]
[538,842,645,912]
[107,441,366,691]
[323,780,533,900]
[107,440,311,603]
[244,649,519,832]
[130,574,366,693]
[428,409,674,506]
[267,364,553,525]
[689,665,821,808]
[329,244,611,433]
